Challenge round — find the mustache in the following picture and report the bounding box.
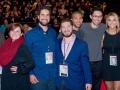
[41,19,48,21]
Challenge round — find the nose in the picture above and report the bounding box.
[42,14,49,19]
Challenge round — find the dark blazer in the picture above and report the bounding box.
[56,37,92,90]
[1,43,35,90]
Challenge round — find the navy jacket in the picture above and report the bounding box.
[56,37,92,90]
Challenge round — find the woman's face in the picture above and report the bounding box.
[9,27,22,41]
[106,15,118,29]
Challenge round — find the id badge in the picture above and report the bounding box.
[0,65,2,74]
[110,55,117,66]
[45,52,53,64]
[59,65,68,77]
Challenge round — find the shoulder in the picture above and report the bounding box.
[81,23,89,28]
[80,23,90,31]
[48,26,57,38]
[49,26,57,34]
[73,38,88,53]
[100,23,106,27]
[75,37,88,48]
[25,26,38,36]
[24,25,39,41]
[99,23,106,30]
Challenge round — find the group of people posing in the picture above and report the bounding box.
[0,6,120,90]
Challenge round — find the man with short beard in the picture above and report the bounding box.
[56,19,92,90]
[71,11,83,40]
[58,11,83,39]
[25,6,57,90]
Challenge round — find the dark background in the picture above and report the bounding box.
[92,0,120,14]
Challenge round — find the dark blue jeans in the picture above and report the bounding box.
[56,86,71,90]
[90,61,102,90]
[56,81,73,90]
[31,80,56,90]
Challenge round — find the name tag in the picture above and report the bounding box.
[45,52,53,64]
[59,65,68,77]
[0,66,2,74]
[110,55,117,66]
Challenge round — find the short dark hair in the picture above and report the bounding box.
[37,6,51,15]
[71,11,84,19]
[90,7,103,15]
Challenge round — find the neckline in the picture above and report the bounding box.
[106,30,119,36]
[89,23,101,30]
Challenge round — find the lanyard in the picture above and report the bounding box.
[63,38,70,64]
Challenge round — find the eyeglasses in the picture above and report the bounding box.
[92,15,103,18]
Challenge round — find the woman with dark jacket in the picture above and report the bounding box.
[0,23,35,90]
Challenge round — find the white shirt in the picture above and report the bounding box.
[61,34,76,60]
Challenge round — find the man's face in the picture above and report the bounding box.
[72,13,83,28]
[90,11,103,26]
[61,22,73,37]
[37,9,50,26]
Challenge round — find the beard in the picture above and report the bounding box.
[39,20,49,26]
[62,32,73,37]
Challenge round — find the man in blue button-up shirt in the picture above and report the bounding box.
[25,6,57,90]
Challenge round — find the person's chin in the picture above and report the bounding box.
[64,34,72,37]
[75,25,80,28]
[41,23,48,26]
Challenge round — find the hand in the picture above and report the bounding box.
[85,83,92,90]
[10,66,18,73]
[30,74,39,84]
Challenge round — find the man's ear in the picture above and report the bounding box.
[37,15,39,20]
[59,29,61,32]
[90,15,92,19]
